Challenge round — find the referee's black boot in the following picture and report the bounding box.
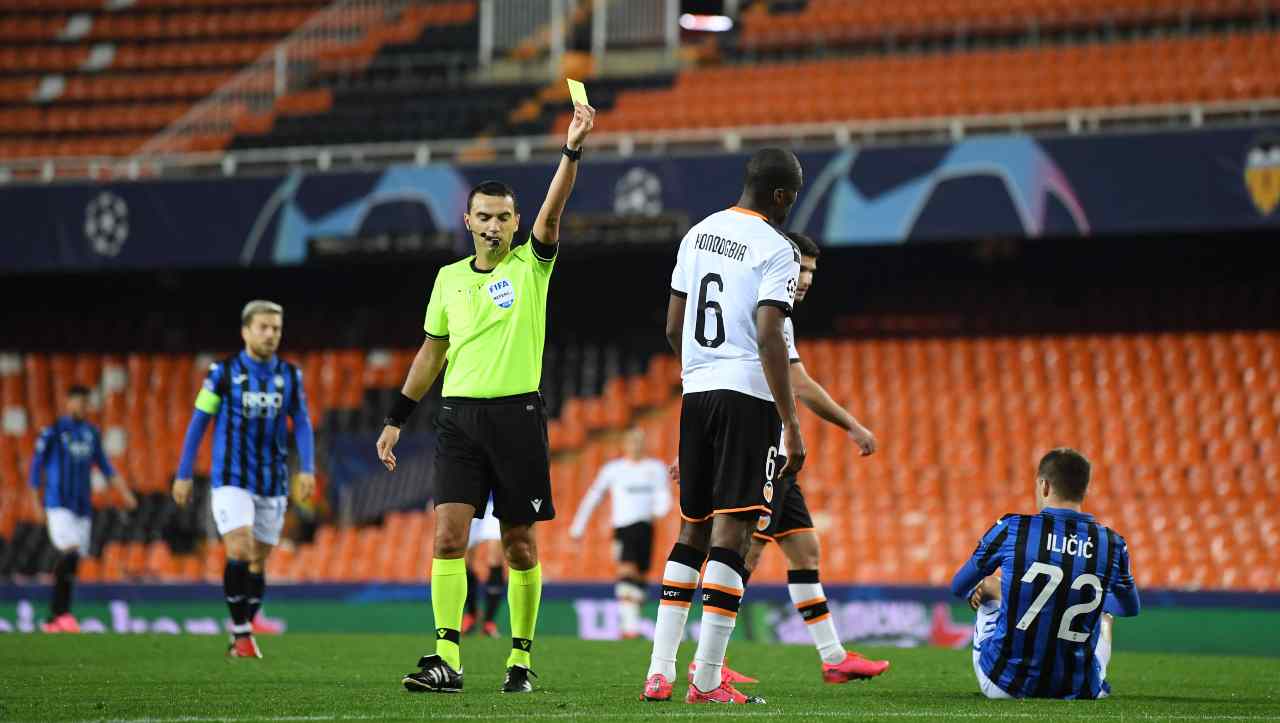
[403,654,463,693]
[502,665,537,693]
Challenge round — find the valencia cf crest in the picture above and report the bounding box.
[1245,135,1280,216]
[756,515,771,532]
[763,480,774,504]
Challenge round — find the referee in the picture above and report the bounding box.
[380,102,595,694]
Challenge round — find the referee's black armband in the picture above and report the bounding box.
[384,393,419,428]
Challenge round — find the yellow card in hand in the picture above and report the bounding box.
[567,78,589,106]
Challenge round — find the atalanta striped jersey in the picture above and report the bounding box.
[952,507,1141,699]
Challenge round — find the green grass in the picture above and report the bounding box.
[2,635,1279,722]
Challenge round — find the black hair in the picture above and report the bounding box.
[786,232,821,258]
[743,148,803,197]
[467,180,519,214]
[1037,448,1092,502]
[68,385,91,398]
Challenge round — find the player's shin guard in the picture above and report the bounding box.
[692,547,747,692]
[648,543,703,680]
[224,559,252,638]
[506,563,542,668]
[484,565,505,623]
[50,551,80,618]
[788,569,844,665]
[431,557,467,670]
[247,571,265,621]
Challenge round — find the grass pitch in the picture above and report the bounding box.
[2,634,1278,721]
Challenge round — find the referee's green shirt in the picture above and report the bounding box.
[424,235,556,398]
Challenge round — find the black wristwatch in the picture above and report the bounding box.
[562,144,582,161]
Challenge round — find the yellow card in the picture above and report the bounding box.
[567,78,589,106]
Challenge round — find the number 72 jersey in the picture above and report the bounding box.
[960,509,1140,699]
[670,207,800,403]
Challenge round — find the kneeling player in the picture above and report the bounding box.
[951,448,1141,700]
[464,498,503,637]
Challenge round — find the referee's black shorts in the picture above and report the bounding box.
[431,392,554,525]
[677,389,781,522]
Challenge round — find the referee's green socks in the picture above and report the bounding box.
[431,557,467,670]
[506,563,542,669]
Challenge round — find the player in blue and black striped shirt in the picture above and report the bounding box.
[952,448,1141,700]
[30,385,137,633]
[173,300,315,659]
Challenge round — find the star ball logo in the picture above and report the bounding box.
[1245,135,1280,216]
[84,191,129,257]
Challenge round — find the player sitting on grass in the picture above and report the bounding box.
[952,448,1141,700]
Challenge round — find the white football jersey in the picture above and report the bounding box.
[783,316,802,363]
[670,207,800,402]
[569,457,672,535]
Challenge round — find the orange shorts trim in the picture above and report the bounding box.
[805,612,831,625]
[713,504,771,516]
[793,596,827,609]
[772,527,816,539]
[701,582,744,597]
[752,532,775,543]
[662,579,697,590]
[703,606,738,619]
[659,600,691,609]
[680,511,714,523]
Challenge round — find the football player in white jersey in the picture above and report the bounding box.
[570,425,673,639]
[745,232,888,682]
[642,148,807,705]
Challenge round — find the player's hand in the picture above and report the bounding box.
[969,575,1000,611]
[120,487,139,510]
[566,103,595,150]
[172,478,193,507]
[376,425,400,472]
[668,461,680,483]
[848,423,877,456]
[293,472,316,502]
[779,424,806,478]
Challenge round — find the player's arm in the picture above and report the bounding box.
[28,427,53,522]
[790,361,876,456]
[174,362,224,506]
[1103,535,1141,617]
[569,467,611,539]
[376,336,449,472]
[757,244,805,477]
[531,103,595,247]
[290,367,316,502]
[952,517,1012,600]
[758,305,804,477]
[93,430,136,510]
[664,293,685,357]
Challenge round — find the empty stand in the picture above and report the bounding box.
[3,330,1277,591]
[738,0,1279,50]
[561,31,1280,134]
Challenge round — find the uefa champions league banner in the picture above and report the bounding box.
[1,125,1277,272]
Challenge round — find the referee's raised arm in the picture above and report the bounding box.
[532,102,595,246]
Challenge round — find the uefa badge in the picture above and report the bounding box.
[274,374,285,389]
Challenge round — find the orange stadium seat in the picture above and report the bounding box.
[558,32,1280,135]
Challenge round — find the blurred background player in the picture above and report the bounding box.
[569,424,673,640]
[643,148,805,705]
[380,102,595,695]
[172,300,317,659]
[952,448,1141,699]
[464,496,503,638]
[30,385,137,633]
[741,232,889,683]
